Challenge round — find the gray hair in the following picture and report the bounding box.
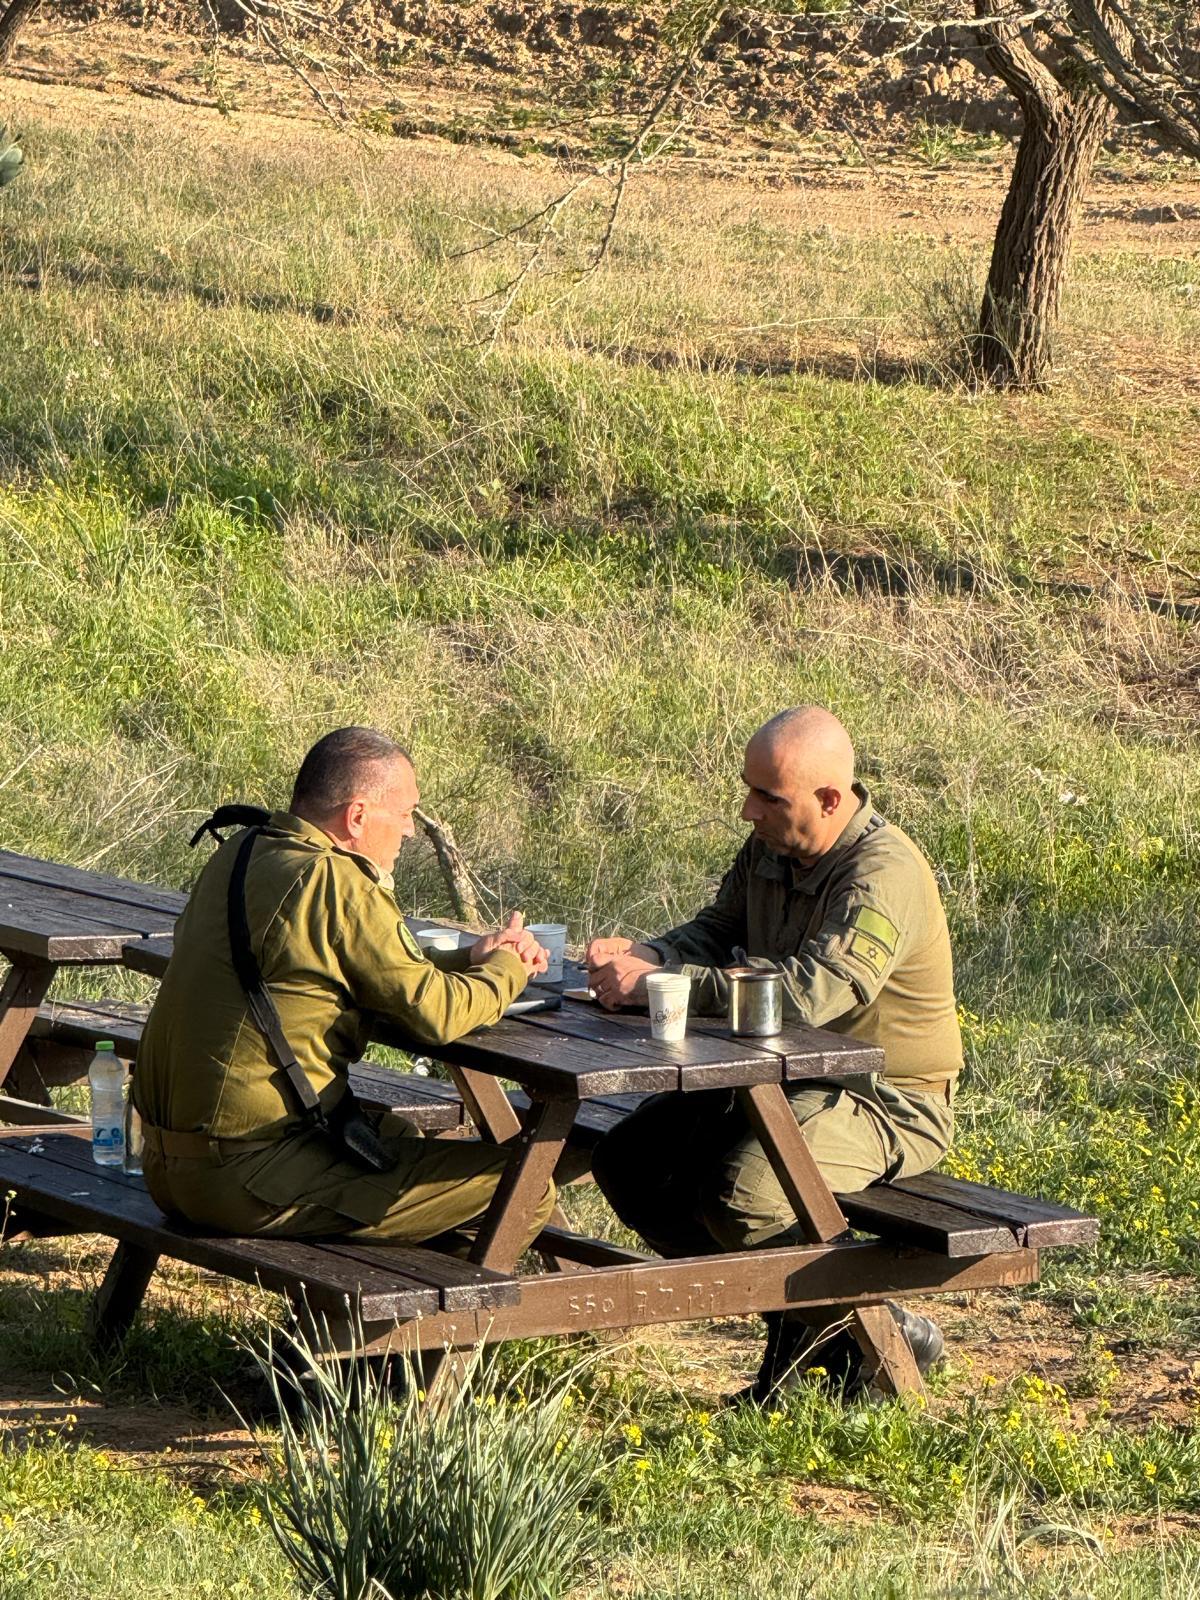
[290,726,411,816]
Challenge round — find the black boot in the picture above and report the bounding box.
[890,1303,944,1375]
[728,1312,860,1410]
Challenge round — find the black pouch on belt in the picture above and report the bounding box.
[213,819,394,1175]
[328,1097,394,1173]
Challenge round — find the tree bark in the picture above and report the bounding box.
[0,0,42,66]
[1063,1,1200,164]
[973,2,1121,389]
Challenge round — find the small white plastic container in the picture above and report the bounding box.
[645,973,691,1043]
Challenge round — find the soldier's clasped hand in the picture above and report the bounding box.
[470,912,549,976]
[584,935,663,1011]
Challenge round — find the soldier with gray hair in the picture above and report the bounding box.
[136,726,556,1250]
[585,706,962,1404]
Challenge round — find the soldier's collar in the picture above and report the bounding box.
[267,811,395,889]
[756,784,884,893]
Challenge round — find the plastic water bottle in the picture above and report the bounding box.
[89,1040,125,1168]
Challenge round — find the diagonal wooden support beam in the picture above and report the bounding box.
[452,1066,576,1267]
[738,1080,849,1243]
[452,1065,523,1145]
[739,1080,924,1395]
[0,959,56,1088]
[850,1304,924,1397]
[469,1097,578,1272]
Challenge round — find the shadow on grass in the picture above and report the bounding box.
[777,545,1200,622]
[577,336,922,388]
[0,1257,262,1413]
[5,259,365,328]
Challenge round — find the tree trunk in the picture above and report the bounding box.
[973,4,1119,389]
[0,0,42,66]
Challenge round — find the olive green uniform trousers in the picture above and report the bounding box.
[592,1076,952,1258]
[144,1112,556,1250]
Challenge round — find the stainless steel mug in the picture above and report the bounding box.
[727,967,783,1037]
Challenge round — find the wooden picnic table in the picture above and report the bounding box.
[119,930,1054,1393]
[0,883,1093,1396]
[0,850,184,1113]
[363,959,1027,1394]
[120,928,1049,1388]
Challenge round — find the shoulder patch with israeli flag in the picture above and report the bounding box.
[847,905,899,979]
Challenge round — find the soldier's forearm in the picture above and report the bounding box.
[645,916,741,973]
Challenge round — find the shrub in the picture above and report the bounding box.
[247,1323,607,1600]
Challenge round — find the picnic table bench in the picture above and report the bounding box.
[0,850,185,1121]
[0,851,1100,1396]
[0,1123,520,1349]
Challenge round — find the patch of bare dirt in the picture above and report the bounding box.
[0,1379,261,1482]
[788,1481,883,1523]
[4,52,1200,268]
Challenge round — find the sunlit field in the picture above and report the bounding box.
[1,82,1199,1597]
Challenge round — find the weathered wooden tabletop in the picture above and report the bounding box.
[126,926,885,1098]
[0,850,184,963]
[371,958,884,1101]
[0,851,186,1097]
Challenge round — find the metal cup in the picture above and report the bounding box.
[727,967,783,1037]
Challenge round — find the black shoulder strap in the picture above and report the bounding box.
[227,828,325,1127]
[190,804,272,850]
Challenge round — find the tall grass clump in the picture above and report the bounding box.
[247,1325,607,1600]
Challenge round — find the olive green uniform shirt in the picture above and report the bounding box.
[645,786,962,1094]
[135,812,527,1141]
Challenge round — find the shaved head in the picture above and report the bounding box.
[749,706,855,792]
[740,706,859,863]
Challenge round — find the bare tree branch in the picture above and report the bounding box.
[415,806,481,926]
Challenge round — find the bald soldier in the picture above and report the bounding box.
[585,707,961,1403]
[135,727,557,1249]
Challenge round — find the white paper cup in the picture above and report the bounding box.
[645,972,691,1043]
[416,927,461,955]
[528,922,567,983]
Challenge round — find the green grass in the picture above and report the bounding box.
[0,94,1199,1597]
[0,1432,289,1598]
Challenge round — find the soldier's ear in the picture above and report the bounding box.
[343,797,369,840]
[816,785,841,817]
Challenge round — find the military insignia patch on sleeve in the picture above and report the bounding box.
[852,906,898,952]
[847,906,899,980]
[849,930,891,978]
[398,920,425,961]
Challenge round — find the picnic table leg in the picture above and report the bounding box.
[468,1097,577,1273]
[738,1082,926,1398]
[849,1305,924,1397]
[738,1082,849,1244]
[451,1066,578,1270]
[89,1241,160,1351]
[420,1096,578,1402]
[0,958,56,1094]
